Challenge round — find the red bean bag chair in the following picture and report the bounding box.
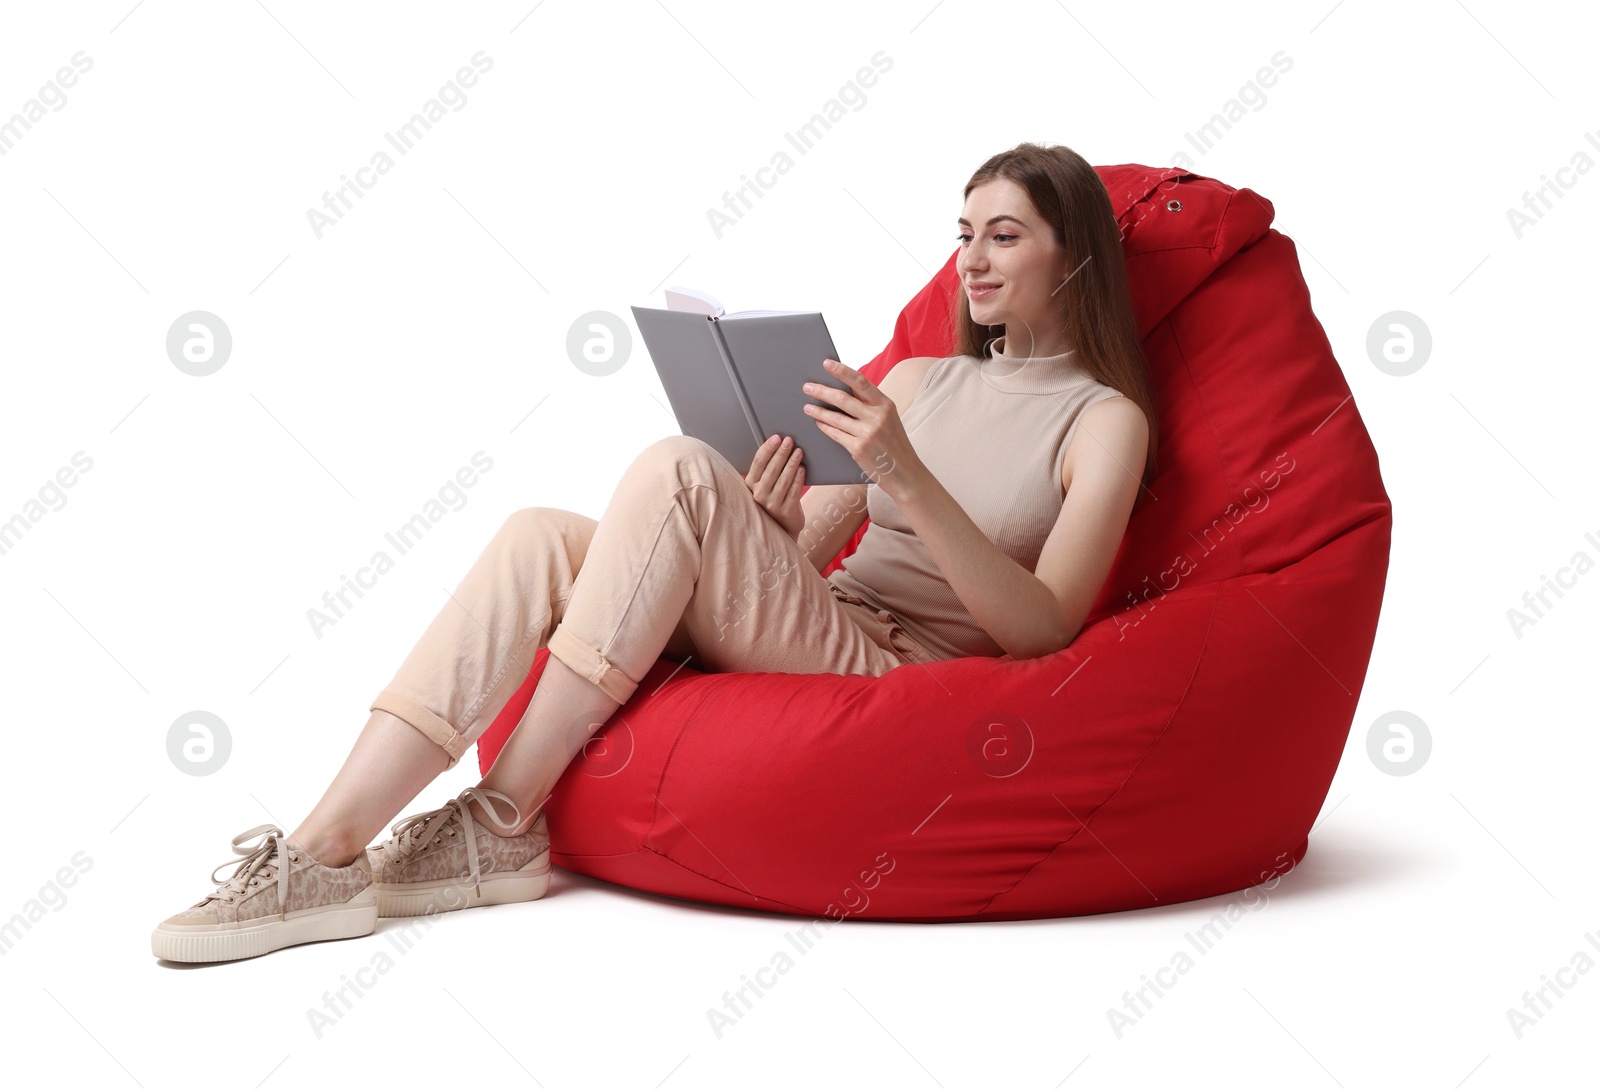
[477,163,1391,921]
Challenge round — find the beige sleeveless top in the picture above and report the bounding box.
[826,338,1125,661]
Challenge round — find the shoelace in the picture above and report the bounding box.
[380,787,548,899]
[205,824,297,921]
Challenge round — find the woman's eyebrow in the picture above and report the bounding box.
[957,214,1028,228]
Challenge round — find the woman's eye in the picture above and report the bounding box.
[994,233,1017,243]
[954,233,1017,243]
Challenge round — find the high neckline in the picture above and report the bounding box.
[975,335,1091,393]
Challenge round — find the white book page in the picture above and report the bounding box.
[664,284,818,320]
[663,285,724,316]
[719,309,816,319]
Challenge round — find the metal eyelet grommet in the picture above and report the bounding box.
[1166,199,1183,212]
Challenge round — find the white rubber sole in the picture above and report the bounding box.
[374,857,552,917]
[151,887,378,963]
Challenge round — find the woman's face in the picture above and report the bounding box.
[957,177,1074,356]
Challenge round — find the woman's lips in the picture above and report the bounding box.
[968,284,1000,300]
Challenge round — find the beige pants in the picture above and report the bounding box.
[370,435,927,769]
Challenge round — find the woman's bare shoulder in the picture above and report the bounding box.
[879,356,945,415]
[1061,393,1148,493]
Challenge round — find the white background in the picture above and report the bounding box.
[2,0,1595,1085]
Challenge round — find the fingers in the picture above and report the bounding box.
[754,434,801,493]
[802,380,852,410]
[784,463,805,505]
[774,438,802,489]
[749,433,786,479]
[746,438,774,484]
[807,362,884,418]
[804,402,859,435]
[772,444,802,493]
[812,415,848,446]
[822,358,878,398]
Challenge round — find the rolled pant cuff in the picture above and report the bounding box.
[371,690,469,770]
[547,624,640,705]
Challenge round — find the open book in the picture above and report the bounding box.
[630,285,866,486]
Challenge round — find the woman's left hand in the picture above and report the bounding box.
[802,359,918,490]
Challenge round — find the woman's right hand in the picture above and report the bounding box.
[745,434,806,539]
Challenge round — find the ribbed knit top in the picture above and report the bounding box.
[826,336,1125,660]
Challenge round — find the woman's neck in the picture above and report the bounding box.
[981,333,1090,394]
[994,332,1073,359]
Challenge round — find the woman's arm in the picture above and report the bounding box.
[889,473,1065,659]
[788,357,937,572]
[792,483,868,572]
[800,355,1146,657]
[888,397,1149,659]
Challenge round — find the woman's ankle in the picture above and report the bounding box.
[466,795,539,837]
[288,830,364,869]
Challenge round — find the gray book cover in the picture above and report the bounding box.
[631,304,867,486]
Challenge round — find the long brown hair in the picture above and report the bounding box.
[952,142,1159,491]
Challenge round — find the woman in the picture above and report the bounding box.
[151,141,1157,963]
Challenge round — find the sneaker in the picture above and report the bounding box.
[367,786,551,917]
[151,824,376,963]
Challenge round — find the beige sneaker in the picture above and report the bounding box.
[152,824,376,963]
[367,786,551,917]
